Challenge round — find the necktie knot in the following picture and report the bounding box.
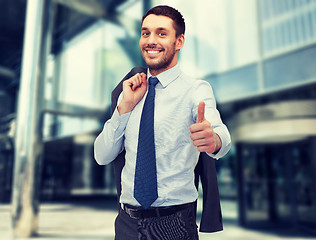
[149,77,159,86]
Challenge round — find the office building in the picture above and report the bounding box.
[0,0,315,235]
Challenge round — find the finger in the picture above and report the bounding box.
[190,132,205,141]
[191,128,214,140]
[140,72,147,80]
[123,79,134,92]
[131,78,135,90]
[140,73,147,87]
[141,77,148,91]
[136,74,142,87]
[197,101,205,123]
[132,74,141,90]
[192,138,208,147]
[190,122,207,133]
[128,75,136,90]
[197,145,215,153]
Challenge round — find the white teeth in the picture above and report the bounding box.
[148,50,159,54]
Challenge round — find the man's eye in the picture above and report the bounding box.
[142,32,150,36]
[159,33,166,37]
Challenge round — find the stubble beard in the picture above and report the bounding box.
[143,43,177,73]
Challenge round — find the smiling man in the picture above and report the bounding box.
[94,5,231,240]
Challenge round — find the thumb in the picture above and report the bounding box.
[197,101,205,123]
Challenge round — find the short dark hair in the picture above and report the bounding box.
[142,5,185,37]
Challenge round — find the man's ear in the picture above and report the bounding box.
[176,34,185,51]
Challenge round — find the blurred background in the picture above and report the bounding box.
[0,0,316,239]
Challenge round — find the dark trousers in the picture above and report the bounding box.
[114,204,199,240]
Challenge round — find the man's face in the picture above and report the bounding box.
[139,14,184,74]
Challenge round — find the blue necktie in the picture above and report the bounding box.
[134,77,159,209]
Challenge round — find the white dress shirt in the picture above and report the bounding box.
[94,64,231,207]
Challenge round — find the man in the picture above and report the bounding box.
[94,5,231,240]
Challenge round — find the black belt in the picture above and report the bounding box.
[121,202,194,219]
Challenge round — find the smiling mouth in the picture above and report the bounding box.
[145,48,163,58]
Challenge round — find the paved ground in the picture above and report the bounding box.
[1,198,315,240]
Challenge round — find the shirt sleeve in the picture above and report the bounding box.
[94,94,131,165]
[192,80,231,159]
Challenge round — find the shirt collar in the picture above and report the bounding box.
[147,64,181,88]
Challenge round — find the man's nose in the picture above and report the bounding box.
[147,34,158,44]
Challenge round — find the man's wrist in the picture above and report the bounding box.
[118,101,134,115]
[213,133,222,154]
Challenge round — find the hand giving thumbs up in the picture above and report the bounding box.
[190,102,222,154]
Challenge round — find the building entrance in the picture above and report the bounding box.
[237,138,316,233]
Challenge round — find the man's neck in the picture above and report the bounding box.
[149,63,178,77]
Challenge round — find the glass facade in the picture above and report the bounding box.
[43,2,143,140]
[261,0,316,55]
[152,0,259,77]
[293,144,316,228]
[264,45,316,89]
[59,24,105,108]
[242,145,269,222]
[205,0,316,233]
[205,0,316,103]
[40,0,144,197]
[207,64,259,102]
[239,141,316,230]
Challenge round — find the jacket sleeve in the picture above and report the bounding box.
[196,153,223,232]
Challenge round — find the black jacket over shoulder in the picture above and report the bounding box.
[110,67,223,233]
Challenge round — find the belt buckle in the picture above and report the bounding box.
[125,205,141,219]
